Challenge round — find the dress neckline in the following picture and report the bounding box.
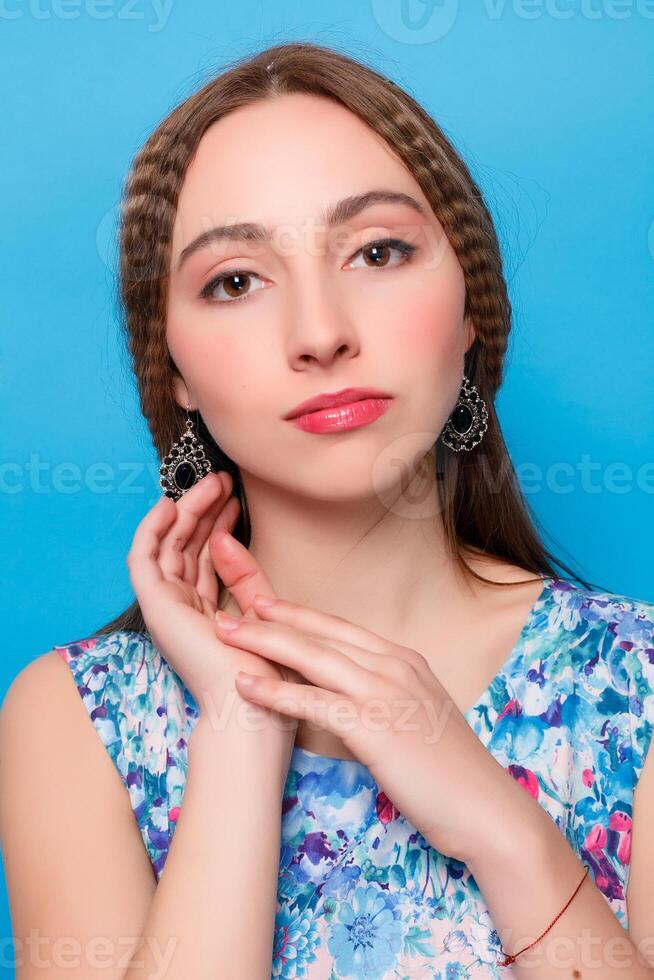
[291,574,559,770]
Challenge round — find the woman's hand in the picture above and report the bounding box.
[215,593,512,865]
[126,473,297,738]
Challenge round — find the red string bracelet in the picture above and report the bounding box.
[497,864,590,968]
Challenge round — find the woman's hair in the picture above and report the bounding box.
[94,40,600,638]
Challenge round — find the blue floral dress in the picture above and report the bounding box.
[55,577,654,979]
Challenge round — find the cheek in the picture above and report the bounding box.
[170,328,275,458]
[398,287,464,367]
[167,316,251,408]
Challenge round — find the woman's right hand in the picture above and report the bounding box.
[126,472,295,729]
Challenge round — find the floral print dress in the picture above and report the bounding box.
[55,577,654,978]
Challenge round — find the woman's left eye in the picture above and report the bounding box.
[347,237,417,270]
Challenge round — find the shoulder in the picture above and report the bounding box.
[538,580,654,792]
[43,630,198,877]
[546,578,654,640]
[0,645,142,852]
[543,579,654,677]
[547,578,654,704]
[1,646,93,749]
[0,650,158,944]
[52,629,199,777]
[53,628,200,737]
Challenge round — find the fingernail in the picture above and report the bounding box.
[253,594,275,607]
[215,610,240,630]
[237,671,256,687]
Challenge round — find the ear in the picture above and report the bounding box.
[172,374,194,411]
[463,314,476,353]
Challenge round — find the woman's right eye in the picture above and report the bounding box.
[199,270,268,304]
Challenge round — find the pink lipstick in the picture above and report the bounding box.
[286,396,393,433]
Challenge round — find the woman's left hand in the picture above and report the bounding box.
[214,592,516,865]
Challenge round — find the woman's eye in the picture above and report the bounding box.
[347,237,417,270]
[198,238,417,305]
[199,270,267,304]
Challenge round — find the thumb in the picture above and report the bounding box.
[209,528,276,621]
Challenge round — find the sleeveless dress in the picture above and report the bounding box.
[54,576,654,979]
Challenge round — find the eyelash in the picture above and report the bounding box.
[197,237,418,305]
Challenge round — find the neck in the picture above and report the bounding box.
[237,455,485,653]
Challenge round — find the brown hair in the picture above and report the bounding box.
[94,40,600,638]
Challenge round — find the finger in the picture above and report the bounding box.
[215,618,378,699]
[196,494,241,610]
[251,595,395,656]
[251,595,432,684]
[234,672,356,738]
[294,632,426,689]
[209,529,278,619]
[183,474,241,583]
[126,495,178,609]
[158,472,226,580]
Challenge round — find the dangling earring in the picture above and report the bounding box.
[440,373,488,452]
[159,402,213,500]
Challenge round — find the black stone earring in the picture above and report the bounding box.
[440,373,488,452]
[159,403,213,500]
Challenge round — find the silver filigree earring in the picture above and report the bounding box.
[159,403,213,500]
[440,373,488,452]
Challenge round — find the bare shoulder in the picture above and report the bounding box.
[460,550,549,617]
[0,650,156,978]
[462,547,546,587]
[1,647,118,769]
[2,647,79,719]
[0,649,86,765]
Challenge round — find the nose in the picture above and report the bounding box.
[285,277,361,371]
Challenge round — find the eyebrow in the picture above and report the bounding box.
[175,189,428,272]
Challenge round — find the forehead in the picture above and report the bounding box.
[171,93,430,245]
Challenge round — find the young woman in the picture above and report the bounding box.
[2,41,653,980]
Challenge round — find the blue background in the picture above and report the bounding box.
[1,1,653,974]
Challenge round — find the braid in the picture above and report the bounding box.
[118,121,196,460]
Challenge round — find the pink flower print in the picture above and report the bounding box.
[609,812,632,832]
[497,697,521,722]
[508,764,539,800]
[609,811,632,865]
[77,638,98,652]
[169,806,181,823]
[585,824,608,852]
[582,768,595,787]
[375,790,400,825]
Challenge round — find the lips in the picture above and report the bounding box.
[283,387,393,420]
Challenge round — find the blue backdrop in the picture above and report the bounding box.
[1,2,653,975]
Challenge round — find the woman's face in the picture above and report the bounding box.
[167,92,475,503]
